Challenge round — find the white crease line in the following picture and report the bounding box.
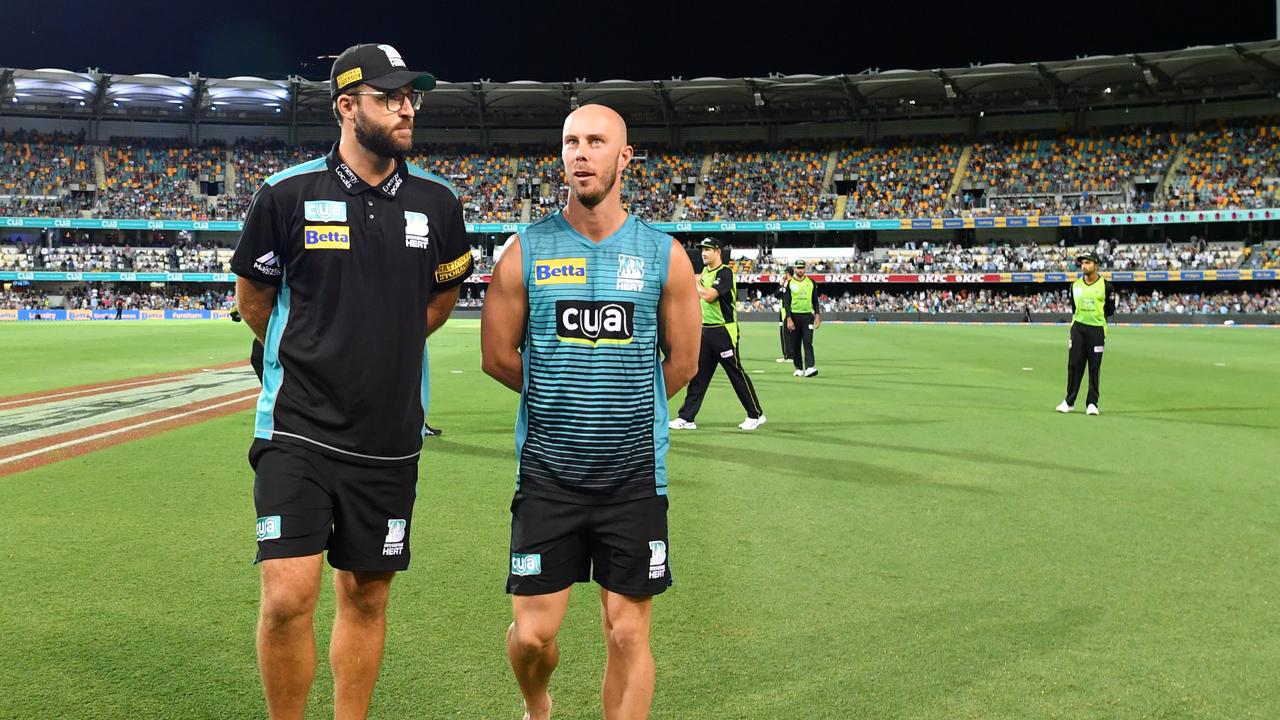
[0,392,259,465]
[0,374,213,409]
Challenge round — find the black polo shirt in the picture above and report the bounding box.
[231,143,472,465]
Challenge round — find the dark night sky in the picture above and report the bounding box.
[3,1,1275,83]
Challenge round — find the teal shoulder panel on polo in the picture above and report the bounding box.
[406,163,459,199]
[265,157,327,187]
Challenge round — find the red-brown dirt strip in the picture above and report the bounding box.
[0,391,257,478]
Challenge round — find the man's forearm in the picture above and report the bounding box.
[427,287,461,336]
[238,297,272,343]
[482,351,523,393]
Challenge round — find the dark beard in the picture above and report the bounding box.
[353,110,409,160]
[571,161,618,209]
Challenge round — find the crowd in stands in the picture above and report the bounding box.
[96,139,225,219]
[3,121,1280,224]
[967,129,1173,213]
[737,287,1280,315]
[749,238,1246,275]
[1,286,235,311]
[0,130,97,195]
[1166,123,1280,211]
[838,141,961,219]
[1242,243,1280,269]
[1,238,1262,278]
[0,241,231,273]
[686,147,832,221]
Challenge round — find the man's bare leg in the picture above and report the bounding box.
[331,570,396,720]
[600,590,654,720]
[257,554,324,720]
[508,588,572,720]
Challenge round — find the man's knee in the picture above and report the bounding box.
[260,586,319,630]
[259,558,322,630]
[509,619,558,657]
[336,572,394,619]
[604,615,651,657]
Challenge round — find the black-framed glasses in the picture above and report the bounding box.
[347,90,424,112]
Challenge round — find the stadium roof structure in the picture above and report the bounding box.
[3,40,1279,129]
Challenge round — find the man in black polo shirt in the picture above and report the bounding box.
[231,43,472,720]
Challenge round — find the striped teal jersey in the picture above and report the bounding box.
[516,211,672,503]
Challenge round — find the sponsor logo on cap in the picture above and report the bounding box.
[304,225,351,250]
[378,45,406,68]
[337,67,363,88]
[534,258,587,285]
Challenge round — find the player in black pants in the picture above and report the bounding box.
[671,237,765,431]
[775,267,794,363]
[781,259,820,377]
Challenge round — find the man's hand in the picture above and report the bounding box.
[786,317,795,331]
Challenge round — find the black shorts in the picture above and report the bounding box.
[250,438,418,572]
[506,492,671,597]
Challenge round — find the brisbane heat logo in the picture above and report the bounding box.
[556,300,634,346]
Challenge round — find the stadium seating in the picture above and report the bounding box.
[3,122,1280,224]
[838,141,960,219]
[685,146,832,221]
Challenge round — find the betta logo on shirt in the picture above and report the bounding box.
[304,225,351,250]
[534,258,587,285]
[556,300,634,346]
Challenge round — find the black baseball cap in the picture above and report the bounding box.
[331,44,436,100]
[793,259,807,268]
[1076,252,1101,263]
[697,237,723,250]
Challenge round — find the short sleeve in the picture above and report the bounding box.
[431,197,474,292]
[230,186,284,287]
[712,267,734,298]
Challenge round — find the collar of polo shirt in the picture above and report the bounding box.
[326,143,407,199]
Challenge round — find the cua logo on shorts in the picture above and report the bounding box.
[257,516,282,542]
[511,553,542,576]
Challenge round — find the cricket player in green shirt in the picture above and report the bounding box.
[1057,251,1116,416]
[671,237,766,430]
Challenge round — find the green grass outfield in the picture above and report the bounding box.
[1,320,1278,719]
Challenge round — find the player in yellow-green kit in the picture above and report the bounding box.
[1056,251,1115,416]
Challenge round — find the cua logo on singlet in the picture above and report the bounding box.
[556,300,634,346]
